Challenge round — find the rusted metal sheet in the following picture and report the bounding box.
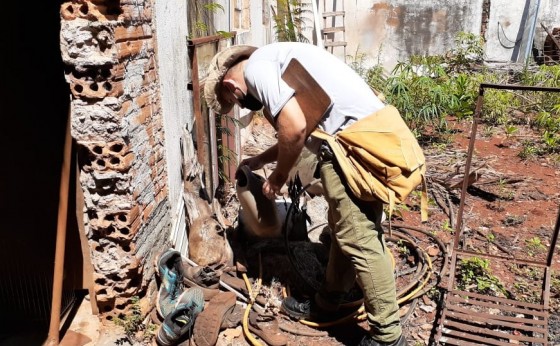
[187,32,237,198]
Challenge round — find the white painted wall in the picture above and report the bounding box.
[153,0,192,241]
[343,0,484,71]
[485,0,560,63]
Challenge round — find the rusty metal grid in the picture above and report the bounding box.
[435,83,560,346]
[437,249,552,345]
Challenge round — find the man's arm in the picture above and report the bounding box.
[263,97,307,198]
[238,143,279,171]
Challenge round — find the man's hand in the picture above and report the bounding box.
[262,170,286,199]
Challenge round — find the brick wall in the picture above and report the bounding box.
[60,0,171,321]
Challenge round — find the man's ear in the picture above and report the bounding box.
[222,78,238,93]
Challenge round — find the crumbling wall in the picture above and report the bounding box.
[60,0,171,321]
[348,0,484,70]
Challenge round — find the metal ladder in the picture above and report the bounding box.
[320,0,346,61]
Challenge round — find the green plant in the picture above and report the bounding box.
[503,124,519,139]
[482,89,520,125]
[481,125,497,138]
[543,130,560,153]
[445,31,484,72]
[188,1,226,38]
[389,203,410,220]
[519,140,539,159]
[271,0,311,42]
[496,178,515,201]
[446,73,476,119]
[396,239,410,256]
[216,113,244,183]
[114,296,145,339]
[441,219,454,233]
[426,286,441,301]
[457,257,508,297]
[385,57,452,132]
[526,236,546,255]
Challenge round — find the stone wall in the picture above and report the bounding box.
[60,0,171,320]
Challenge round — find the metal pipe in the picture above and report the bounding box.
[45,109,72,346]
[454,87,484,249]
[524,0,541,67]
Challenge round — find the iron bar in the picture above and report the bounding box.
[46,109,72,346]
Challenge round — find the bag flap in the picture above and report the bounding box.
[338,106,425,171]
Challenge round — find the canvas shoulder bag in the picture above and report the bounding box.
[311,105,428,224]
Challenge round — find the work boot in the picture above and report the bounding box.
[357,334,408,346]
[182,264,222,301]
[281,296,313,320]
[281,296,359,321]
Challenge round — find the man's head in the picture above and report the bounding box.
[204,45,259,114]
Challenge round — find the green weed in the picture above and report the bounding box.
[457,257,508,297]
[114,296,155,342]
[272,0,311,43]
[526,236,546,256]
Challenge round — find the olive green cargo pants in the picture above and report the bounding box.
[316,158,402,343]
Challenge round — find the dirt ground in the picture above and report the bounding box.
[215,112,560,346]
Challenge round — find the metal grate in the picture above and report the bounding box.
[435,83,560,346]
[440,288,548,345]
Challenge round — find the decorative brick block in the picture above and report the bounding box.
[60,1,119,21]
[79,141,134,173]
[68,74,124,100]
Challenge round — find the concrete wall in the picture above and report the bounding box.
[341,0,560,71]
[345,0,484,70]
[153,0,192,245]
[60,0,172,321]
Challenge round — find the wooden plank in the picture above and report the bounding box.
[324,41,347,47]
[322,11,345,17]
[322,26,345,34]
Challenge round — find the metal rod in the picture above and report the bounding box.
[187,31,237,46]
[479,82,560,93]
[547,205,560,267]
[45,109,72,346]
[454,87,484,249]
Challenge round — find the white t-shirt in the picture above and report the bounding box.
[244,42,385,138]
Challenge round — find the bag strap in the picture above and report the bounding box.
[420,173,428,222]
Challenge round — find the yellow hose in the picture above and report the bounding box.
[242,253,264,346]
[293,234,435,329]
[397,248,433,304]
